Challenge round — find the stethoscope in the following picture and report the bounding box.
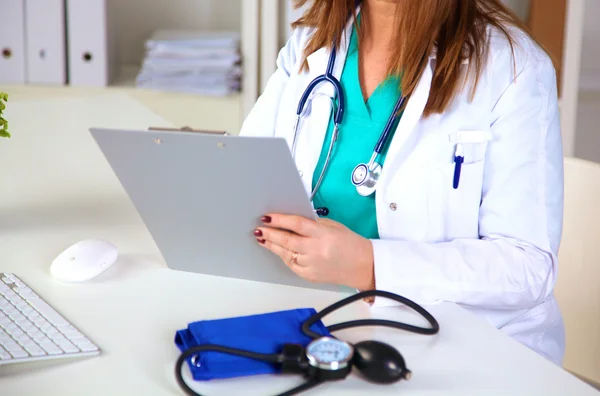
[291,47,407,206]
[175,290,440,396]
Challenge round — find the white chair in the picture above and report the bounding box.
[555,157,600,386]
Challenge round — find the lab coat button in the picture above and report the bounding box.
[389,203,398,211]
[299,170,304,177]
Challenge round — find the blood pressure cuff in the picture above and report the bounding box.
[175,308,331,381]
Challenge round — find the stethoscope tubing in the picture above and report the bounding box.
[293,45,406,204]
[375,95,406,154]
[296,47,345,125]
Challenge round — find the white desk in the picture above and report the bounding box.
[0,83,243,136]
[0,93,598,396]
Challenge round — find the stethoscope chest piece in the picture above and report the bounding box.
[352,161,381,197]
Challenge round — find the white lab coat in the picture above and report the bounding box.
[240,16,565,365]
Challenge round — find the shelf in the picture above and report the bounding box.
[2,0,252,135]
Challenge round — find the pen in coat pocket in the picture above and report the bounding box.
[453,144,464,189]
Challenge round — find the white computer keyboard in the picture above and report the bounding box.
[0,273,100,365]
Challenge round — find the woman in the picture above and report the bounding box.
[240,0,565,365]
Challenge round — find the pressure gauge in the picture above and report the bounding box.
[306,337,354,373]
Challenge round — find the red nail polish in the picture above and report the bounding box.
[254,229,263,237]
[258,239,265,244]
[262,216,272,224]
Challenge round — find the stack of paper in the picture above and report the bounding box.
[135,30,241,96]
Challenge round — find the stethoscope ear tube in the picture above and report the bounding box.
[296,47,345,125]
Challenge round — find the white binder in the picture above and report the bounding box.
[260,0,280,94]
[24,0,67,85]
[66,0,117,86]
[0,0,26,84]
[241,0,260,118]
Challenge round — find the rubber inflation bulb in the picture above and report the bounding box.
[352,340,411,384]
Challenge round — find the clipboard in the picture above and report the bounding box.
[89,126,339,292]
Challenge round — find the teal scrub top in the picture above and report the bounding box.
[311,22,402,240]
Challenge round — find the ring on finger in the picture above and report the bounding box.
[290,252,299,266]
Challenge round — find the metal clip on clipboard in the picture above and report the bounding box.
[148,126,229,136]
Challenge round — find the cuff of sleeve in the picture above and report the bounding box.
[370,239,443,309]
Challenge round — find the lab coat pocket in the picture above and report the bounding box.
[426,140,488,241]
[379,159,431,242]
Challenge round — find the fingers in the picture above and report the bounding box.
[261,214,318,237]
[259,239,308,273]
[260,239,293,263]
[255,227,306,254]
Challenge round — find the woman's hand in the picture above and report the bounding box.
[254,214,375,290]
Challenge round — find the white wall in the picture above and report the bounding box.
[111,0,241,67]
[580,0,600,91]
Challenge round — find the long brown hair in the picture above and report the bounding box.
[292,0,532,117]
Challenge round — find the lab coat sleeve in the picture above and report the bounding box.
[238,31,302,137]
[372,42,564,311]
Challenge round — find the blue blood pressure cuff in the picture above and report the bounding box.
[174,308,331,381]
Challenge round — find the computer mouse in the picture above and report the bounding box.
[50,239,118,282]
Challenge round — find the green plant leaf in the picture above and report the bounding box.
[0,92,9,138]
